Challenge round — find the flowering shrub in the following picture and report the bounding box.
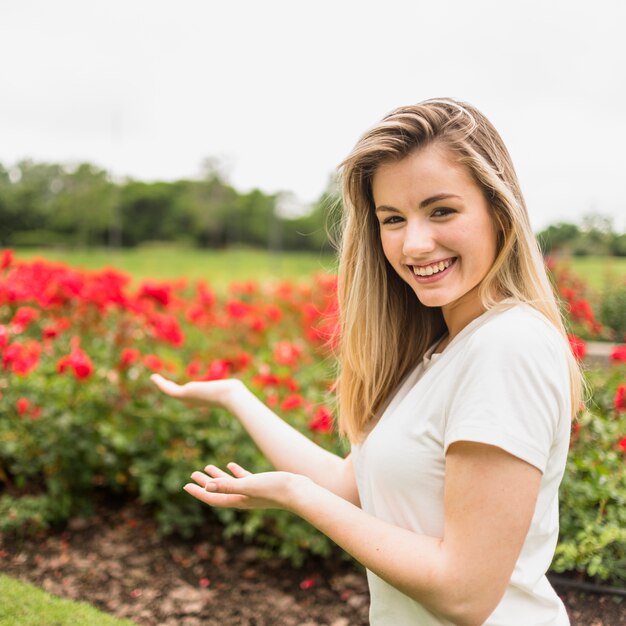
[599,284,626,342]
[547,255,626,343]
[555,363,626,584]
[1,250,625,582]
[545,257,607,340]
[0,252,343,564]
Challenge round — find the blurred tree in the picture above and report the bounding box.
[610,232,626,257]
[174,163,238,248]
[50,163,116,247]
[281,174,342,252]
[537,222,580,255]
[118,181,185,246]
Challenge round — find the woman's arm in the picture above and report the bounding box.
[150,374,359,506]
[187,441,542,626]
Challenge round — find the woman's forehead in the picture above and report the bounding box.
[371,145,476,202]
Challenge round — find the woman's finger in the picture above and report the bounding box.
[226,462,252,478]
[150,374,184,398]
[190,470,215,489]
[190,471,242,495]
[184,483,248,508]
[204,464,230,479]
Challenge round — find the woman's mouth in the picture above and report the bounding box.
[409,257,457,283]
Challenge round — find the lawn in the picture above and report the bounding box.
[0,575,136,626]
[562,255,626,292]
[13,245,337,288]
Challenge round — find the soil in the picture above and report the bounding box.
[0,499,624,626]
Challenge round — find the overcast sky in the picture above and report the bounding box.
[1,0,625,231]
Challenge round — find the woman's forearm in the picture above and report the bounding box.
[287,478,479,626]
[224,384,358,504]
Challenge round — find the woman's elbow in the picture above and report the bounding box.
[430,571,504,626]
[446,603,495,626]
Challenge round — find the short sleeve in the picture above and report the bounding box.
[444,312,570,474]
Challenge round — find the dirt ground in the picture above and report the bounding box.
[0,499,624,626]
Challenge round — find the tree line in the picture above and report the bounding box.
[1,159,624,256]
[537,215,626,257]
[0,160,338,252]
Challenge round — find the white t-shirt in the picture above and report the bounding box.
[351,301,572,626]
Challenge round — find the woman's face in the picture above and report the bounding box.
[372,143,499,331]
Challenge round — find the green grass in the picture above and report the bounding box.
[0,574,137,626]
[13,245,337,288]
[566,256,626,292]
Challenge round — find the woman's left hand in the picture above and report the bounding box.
[184,462,311,512]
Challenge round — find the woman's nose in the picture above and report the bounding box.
[402,221,435,257]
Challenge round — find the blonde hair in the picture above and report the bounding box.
[336,97,584,442]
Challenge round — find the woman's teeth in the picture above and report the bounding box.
[412,258,454,277]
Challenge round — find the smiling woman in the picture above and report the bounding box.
[152,98,585,626]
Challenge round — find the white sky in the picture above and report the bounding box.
[1,0,625,231]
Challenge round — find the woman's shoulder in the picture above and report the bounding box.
[465,301,568,363]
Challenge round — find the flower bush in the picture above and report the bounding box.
[0,251,343,564]
[1,249,625,582]
[555,364,626,583]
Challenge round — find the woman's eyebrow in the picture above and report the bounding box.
[419,193,462,208]
[375,193,462,213]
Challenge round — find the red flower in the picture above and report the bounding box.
[615,385,626,413]
[57,336,94,380]
[143,354,164,372]
[197,282,216,308]
[186,304,202,323]
[308,406,334,433]
[138,281,172,306]
[570,299,595,323]
[618,436,626,454]
[0,325,8,348]
[43,325,60,340]
[2,340,41,376]
[299,578,315,590]
[43,317,71,341]
[16,397,30,415]
[250,316,267,333]
[0,249,13,270]
[226,299,252,319]
[281,394,304,412]
[273,341,302,366]
[252,373,281,388]
[233,352,253,371]
[11,306,39,332]
[610,345,626,364]
[186,359,203,378]
[119,348,140,369]
[568,335,586,361]
[265,304,282,322]
[202,359,231,381]
[282,376,300,392]
[149,313,184,346]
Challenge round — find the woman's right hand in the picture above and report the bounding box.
[150,373,246,411]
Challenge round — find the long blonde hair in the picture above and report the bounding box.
[336,97,584,442]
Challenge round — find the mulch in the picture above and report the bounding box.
[0,498,624,626]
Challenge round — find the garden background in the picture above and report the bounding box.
[2,1,626,623]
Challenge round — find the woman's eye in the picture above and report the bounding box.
[432,207,455,218]
[382,215,404,225]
